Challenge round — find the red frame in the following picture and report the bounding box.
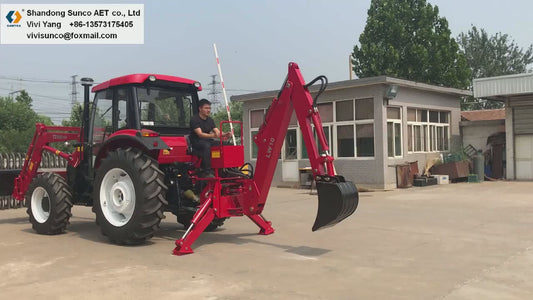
[211,121,244,169]
[12,124,82,201]
[92,74,202,92]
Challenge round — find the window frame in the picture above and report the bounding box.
[249,108,266,160]
[249,98,376,161]
[387,106,403,158]
[407,108,450,153]
[333,98,375,159]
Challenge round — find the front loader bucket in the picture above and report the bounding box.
[312,179,358,231]
[0,169,20,196]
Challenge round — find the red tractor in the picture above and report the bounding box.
[0,62,358,255]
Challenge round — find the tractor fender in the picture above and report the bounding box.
[94,135,169,168]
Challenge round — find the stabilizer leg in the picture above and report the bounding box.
[248,214,275,235]
[173,198,215,255]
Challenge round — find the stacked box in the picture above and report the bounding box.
[468,174,480,183]
[433,175,450,185]
[413,176,438,187]
[413,178,427,187]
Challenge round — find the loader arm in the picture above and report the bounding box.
[12,124,82,201]
[252,62,358,231]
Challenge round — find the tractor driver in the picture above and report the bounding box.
[190,99,231,178]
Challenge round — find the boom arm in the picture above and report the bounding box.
[253,62,336,204]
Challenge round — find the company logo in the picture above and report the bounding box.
[6,10,22,27]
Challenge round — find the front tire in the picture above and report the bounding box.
[26,173,73,234]
[93,148,168,245]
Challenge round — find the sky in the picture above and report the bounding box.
[1,0,532,124]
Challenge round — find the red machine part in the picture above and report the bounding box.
[92,74,202,92]
[12,124,82,201]
[173,62,339,255]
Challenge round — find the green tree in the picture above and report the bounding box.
[0,91,53,153]
[62,103,84,127]
[458,26,533,110]
[351,0,471,89]
[212,101,243,125]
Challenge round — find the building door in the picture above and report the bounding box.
[515,135,533,180]
[282,128,299,182]
[513,106,533,180]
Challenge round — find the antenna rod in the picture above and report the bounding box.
[213,43,236,145]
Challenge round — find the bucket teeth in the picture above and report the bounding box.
[312,179,358,231]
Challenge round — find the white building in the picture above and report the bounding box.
[232,76,471,189]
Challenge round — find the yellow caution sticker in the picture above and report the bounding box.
[163,149,170,155]
[55,150,60,155]
[211,150,221,158]
[241,164,250,176]
[29,162,33,171]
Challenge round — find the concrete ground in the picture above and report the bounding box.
[1,181,533,299]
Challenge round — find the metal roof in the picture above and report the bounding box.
[231,76,471,102]
[473,73,533,99]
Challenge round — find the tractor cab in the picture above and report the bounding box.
[84,74,203,166]
[90,74,202,137]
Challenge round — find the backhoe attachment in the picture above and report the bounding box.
[313,176,358,231]
[252,62,359,233]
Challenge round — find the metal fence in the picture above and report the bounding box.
[0,152,68,210]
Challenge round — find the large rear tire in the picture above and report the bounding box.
[93,148,168,245]
[26,172,73,234]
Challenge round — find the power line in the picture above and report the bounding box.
[226,88,262,92]
[0,86,71,102]
[0,75,71,84]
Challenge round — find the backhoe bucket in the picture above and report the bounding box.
[0,170,19,196]
[312,179,358,231]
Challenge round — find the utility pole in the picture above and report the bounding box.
[207,74,220,108]
[71,75,78,105]
[349,54,353,80]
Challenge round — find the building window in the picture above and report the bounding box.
[301,125,332,159]
[250,98,375,160]
[387,107,402,157]
[407,108,450,153]
[356,124,374,157]
[285,128,297,159]
[356,98,374,120]
[317,126,332,154]
[336,100,354,121]
[249,109,266,160]
[333,98,374,158]
[407,124,413,152]
[250,109,265,128]
[251,130,258,159]
[317,103,333,122]
[337,125,354,157]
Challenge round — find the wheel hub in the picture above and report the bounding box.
[100,168,136,227]
[31,186,50,223]
[110,182,132,213]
